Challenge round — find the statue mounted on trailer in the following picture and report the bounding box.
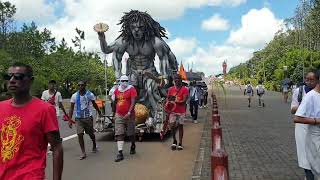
[97,10,178,118]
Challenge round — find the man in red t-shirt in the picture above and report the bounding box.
[0,63,63,180]
[113,75,137,162]
[167,74,189,150]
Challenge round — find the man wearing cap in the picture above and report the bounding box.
[68,81,102,160]
[113,75,137,162]
[167,74,189,150]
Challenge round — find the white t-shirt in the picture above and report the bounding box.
[245,84,254,96]
[70,91,96,118]
[291,86,307,109]
[295,90,320,175]
[255,84,265,95]
[109,85,118,101]
[41,90,62,117]
[291,86,309,169]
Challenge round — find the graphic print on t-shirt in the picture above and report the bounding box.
[117,92,125,106]
[0,115,24,163]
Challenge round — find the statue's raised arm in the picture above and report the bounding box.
[97,32,127,78]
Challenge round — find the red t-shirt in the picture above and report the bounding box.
[115,87,137,116]
[0,98,59,180]
[167,86,189,113]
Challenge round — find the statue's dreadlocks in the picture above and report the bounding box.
[117,10,168,45]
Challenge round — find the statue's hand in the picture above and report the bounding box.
[98,32,105,40]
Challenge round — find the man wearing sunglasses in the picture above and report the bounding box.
[69,81,102,160]
[0,62,63,180]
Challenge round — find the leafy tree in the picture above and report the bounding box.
[0,1,16,48]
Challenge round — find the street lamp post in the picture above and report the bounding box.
[104,54,108,105]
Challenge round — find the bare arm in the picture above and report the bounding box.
[294,116,320,125]
[46,131,63,180]
[91,100,102,116]
[68,103,75,119]
[291,106,299,114]
[58,102,67,116]
[123,97,136,120]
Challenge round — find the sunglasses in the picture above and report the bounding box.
[2,73,31,81]
[120,80,128,82]
[78,84,85,86]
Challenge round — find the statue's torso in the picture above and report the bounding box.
[125,41,156,71]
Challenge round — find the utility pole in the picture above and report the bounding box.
[263,60,266,82]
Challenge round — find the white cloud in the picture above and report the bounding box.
[208,0,247,7]
[185,45,254,76]
[168,38,198,57]
[201,14,230,31]
[227,7,283,48]
[9,0,57,23]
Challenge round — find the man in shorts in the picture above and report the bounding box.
[244,81,254,107]
[167,74,189,150]
[256,80,266,107]
[113,75,137,162]
[69,81,102,160]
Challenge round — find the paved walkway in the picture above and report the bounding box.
[199,86,304,180]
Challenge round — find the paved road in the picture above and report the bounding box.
[46,101,210,180]
[202,86,304,180]
[57,100,113,138]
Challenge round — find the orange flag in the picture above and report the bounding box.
[179,62,188,80]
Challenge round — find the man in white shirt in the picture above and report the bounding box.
[41,80,67,118]
[256,80,266,107]
[291,70,319,180]
[244,81,254,107]
[69,81,102,160]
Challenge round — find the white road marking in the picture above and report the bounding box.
[48,134,78,147]
[62,134,78,141]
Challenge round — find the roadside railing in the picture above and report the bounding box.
[211,94,229,180]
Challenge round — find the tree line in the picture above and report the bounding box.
[0,1,116,100]
[227,0,320,91]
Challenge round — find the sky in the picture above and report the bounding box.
[8,0,300,76]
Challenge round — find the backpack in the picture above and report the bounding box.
[257,85,265,95]
[246,85,253,94]
[297,86,304,104]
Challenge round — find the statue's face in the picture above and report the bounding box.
[130,21,145,40]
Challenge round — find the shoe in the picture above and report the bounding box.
[130,145,136,155]
[79,154,87,160]
[92,147,98,153]
[114,153,124,162]
[248,104,251,107]
[171,140,177,150]
[177,144,184,150]
[193,120,198,124]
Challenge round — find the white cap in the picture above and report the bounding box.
[119,75,129,81]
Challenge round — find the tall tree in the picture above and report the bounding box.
[0,1,16,48]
